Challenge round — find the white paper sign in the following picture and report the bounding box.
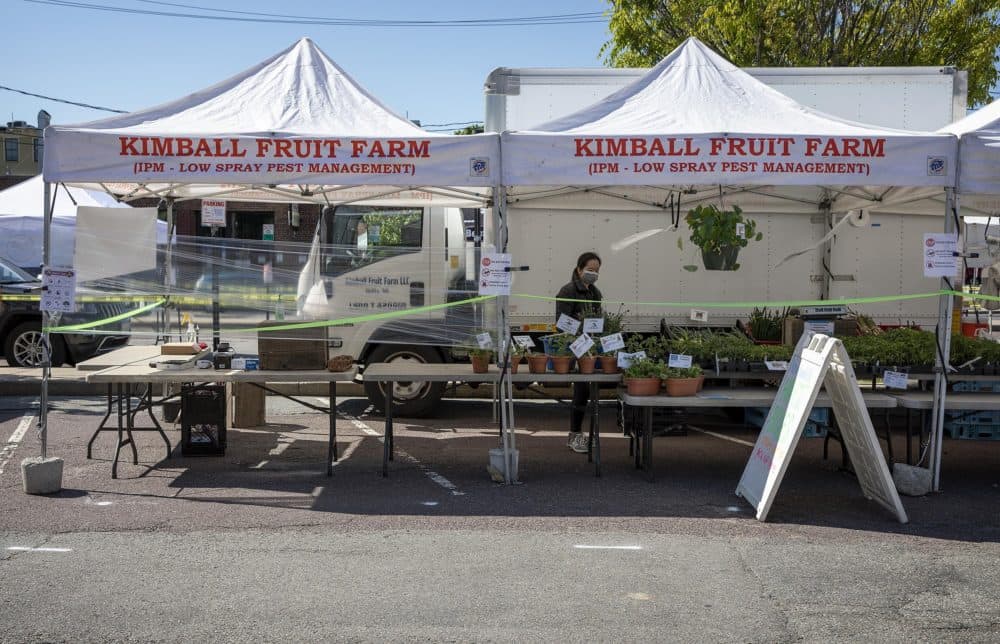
[262,223,275,241]
[690,308,709,323]
[668,353,693,368]
[600,332,625,353]
[556,314,581,335]
[583,318,604,334]
[201,199,227,227]
[923,233,959,278]
[736,223,746,238]
[617,350,647,368]
[40,266,77,313]
[569,333,595,358]
[765,360,789,371]
[883,370,909,390]
[513,335,535,348]
[478,253,512,295]
[804,320,835,335]
[476,332,493,349]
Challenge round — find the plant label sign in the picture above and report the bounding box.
[600,332,624,353]
[512,335,535,348]
[476,333,493,349]
[736,223,746,239]
[556,314,581,335]
[803,320,835,335]
[583,317,603,334]
[478,253,512,295]
[765,360,789,371]
[569,333,594,358]
[668,353,693,368]
[617,350,646,368]
[690,308,709,323]
[883,370,908,389]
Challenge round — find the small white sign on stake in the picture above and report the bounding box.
[476,332,493,349]
[512,335,535,349]
[40,266,77,313]
[617,350,646,368]
[804,320,835,335]
[883,370,909,390]
[668,353,693,368]
[556,314,581,335]
[569,333,594,358]
[764,360,789,372]
[583,317,604,334]
[736,223,746,239]
[690,309,709,323]
[600,332,624,353]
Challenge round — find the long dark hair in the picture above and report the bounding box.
[571,251,601,281]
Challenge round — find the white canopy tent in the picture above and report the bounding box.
[41,38,506,476]
[0,175,171,270]
[500,37,959,488]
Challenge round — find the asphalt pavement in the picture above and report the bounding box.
[1,395,998,642]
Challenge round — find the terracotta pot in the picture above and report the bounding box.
[577,355,597,374]
[625,377,661,396]
[696,374,705,391]
[510,354,523,374]
[665,377,701,397]
[527,354,549,374]
[471,354,491,374]
[549,355,574,374]
[600,355,620,374]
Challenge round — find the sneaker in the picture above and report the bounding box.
[567,432,576,448]
[569,432,589,454]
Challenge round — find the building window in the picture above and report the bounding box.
[33,138,42,163]
[4,138,18,163]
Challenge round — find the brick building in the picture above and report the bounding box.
[0,111,48,190]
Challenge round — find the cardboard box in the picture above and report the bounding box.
[257,322,327,370]
[161,342,200,355]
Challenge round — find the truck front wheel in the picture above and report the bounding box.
[363,344,444,418]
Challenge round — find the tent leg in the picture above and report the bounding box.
[930,188,958,491]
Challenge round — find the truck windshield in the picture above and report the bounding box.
[321,206,423,275]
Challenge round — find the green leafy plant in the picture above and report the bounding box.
[603,303,628,335]
[468,347,494,359]
[665,365,703,379]
[623,357,667,379]
[547,333,576,356]
[747,307,787,342]
[683,204,762,271]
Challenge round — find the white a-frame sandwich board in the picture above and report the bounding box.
[736,333,908,524]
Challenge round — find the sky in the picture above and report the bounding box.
[4,0,612,129]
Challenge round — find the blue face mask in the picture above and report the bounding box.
[581,270,599,285]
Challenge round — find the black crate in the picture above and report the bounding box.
[180,384,227,456]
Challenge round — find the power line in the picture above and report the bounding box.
[0,84,127,113]
[26,0,606,27]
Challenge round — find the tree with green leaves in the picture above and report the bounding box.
[602,0,1000,106]
[453,124,485,135]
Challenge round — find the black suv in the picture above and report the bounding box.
[0,256,131,367]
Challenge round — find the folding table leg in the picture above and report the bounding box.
[590,382,601,477]
[112,384,125,479]
[643,406,653,481]
[87,384,114,459]
[327,380,337,477]
[125,385,139,465]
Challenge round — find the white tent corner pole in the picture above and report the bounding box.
[39,180,52,459]
[931,187,958,491]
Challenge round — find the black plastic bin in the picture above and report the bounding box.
[180,384,227,456]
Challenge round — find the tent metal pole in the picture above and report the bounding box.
[493,178,514,484]
[39,181,52,459]
[930,187,957,491]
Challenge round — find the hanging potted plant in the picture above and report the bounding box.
[664,365,703,396]
[547,333,576,374]
[622,358,666,396]
[684,204,762,271]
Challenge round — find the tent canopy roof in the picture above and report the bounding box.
[43,38,497,199]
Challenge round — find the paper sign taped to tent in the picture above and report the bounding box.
[478,253,511,295]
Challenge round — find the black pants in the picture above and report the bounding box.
[570,382,589,433]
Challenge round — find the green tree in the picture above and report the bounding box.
[603,0,1000,106]
[453,124,485,135]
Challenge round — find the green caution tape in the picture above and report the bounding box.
[45,299,166,333]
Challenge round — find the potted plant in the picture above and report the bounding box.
[577,346,598,374]
[622,358,666,396]
[599,349,620,374]
[546,333,576,374]
[526,351,549,374]
[469,347,493,374]
[684,204,762,271]
[509,345,527,374]
[746,307,787,344]
[664,365,703,396]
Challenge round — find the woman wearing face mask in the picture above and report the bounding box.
[555,251,602,454]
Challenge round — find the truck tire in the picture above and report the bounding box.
[363,344,444,418]
[4,321,67,367]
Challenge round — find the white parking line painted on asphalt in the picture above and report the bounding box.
[574,545,643,550]
[687,425,755,448]
[0,412,35,476]
[325,398,465,497]
[6,547,73,553]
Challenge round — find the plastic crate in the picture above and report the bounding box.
[952,381,1000,393]
[949,423,1000,440]
[945,410,1000,425]
[744,407,828,437]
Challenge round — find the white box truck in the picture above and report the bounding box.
[485,66,967,334]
